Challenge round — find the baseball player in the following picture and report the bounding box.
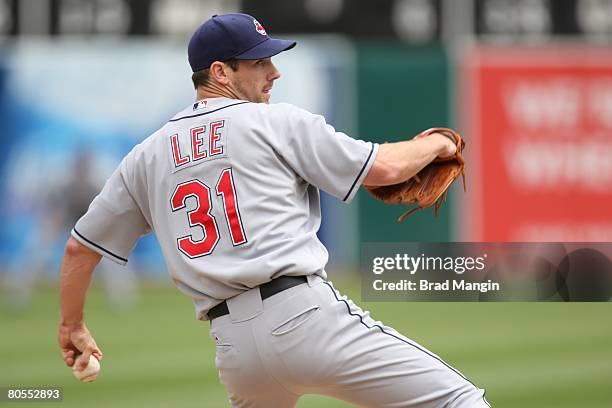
[58,13,490,407]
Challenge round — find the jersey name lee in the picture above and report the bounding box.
[170,119,226,170]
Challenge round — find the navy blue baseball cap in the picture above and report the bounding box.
[188,13,296,72]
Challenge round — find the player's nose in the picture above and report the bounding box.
[269,62,281,81]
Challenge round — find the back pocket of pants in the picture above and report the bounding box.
[210,330,240,370]
[271,306,320,336]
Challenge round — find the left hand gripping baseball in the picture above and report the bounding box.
[72,354,101,382]
[58,323,103,381]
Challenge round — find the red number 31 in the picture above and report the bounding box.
[170,168,247,258]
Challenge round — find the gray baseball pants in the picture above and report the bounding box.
[209,275,490,407]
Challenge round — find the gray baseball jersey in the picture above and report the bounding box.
[72,97,377,320]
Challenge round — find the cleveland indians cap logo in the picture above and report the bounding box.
[253,19,267,35]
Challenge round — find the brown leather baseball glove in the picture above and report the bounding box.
[366,127,466,222]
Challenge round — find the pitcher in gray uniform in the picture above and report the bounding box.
[58,13,490,408]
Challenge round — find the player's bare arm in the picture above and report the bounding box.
[364,132,456,186]
[58,237,103,371]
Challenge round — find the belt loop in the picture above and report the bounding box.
[307,274,323,287]
[226,287,263,323]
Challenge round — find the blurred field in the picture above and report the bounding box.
[1,278,611,408]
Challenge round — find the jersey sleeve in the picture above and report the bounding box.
[71,155,151,265]
[273,104,378,203]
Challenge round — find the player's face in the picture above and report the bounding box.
[229,58,281,103]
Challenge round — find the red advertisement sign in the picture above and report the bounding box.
[460,46,612,241]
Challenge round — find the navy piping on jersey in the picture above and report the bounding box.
[343,143,375,202]
[168,101,249,123]
[322,281,491,408]
[73,228,128,263]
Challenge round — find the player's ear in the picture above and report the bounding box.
[209,61,231,85]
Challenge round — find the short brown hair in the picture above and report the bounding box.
[191,59,240,89]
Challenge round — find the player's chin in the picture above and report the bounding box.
[262,90,272,103]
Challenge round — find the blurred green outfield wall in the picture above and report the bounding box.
[356,44,453,242]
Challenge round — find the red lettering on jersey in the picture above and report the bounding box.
[216,168,247,246]
[171,170,246,258]
[209,120,224,156]
[171,134,190,167]
[191,126,207,161]
[170,179,219,257]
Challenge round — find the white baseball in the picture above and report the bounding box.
[72,354,101,382]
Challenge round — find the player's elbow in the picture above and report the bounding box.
[63,237,96,259]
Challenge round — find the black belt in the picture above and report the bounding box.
[208,275,308,320]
